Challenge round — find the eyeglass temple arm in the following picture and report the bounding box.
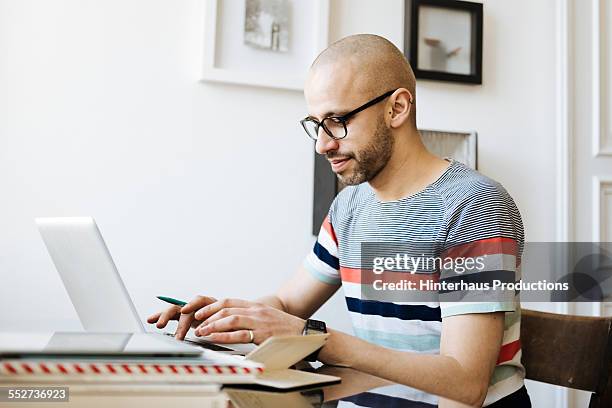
[300,88,413,128]
[341,90,394,119]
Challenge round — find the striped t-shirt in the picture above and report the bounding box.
[304,159,525,406]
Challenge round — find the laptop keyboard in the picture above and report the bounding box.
[163,332,235,352]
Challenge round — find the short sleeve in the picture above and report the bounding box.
[303,214,341,286]
[439,181,524,318]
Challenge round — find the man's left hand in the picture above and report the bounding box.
[192,298,305,344]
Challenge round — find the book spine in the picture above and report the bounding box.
[0,361,263,377]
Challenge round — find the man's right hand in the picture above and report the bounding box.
[146,295,217,340]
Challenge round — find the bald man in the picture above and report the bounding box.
[148,35,530,407]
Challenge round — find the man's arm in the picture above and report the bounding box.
[317,312,504,407]
[175,265,340,343]
[149,265,338,340]
[256,265,340,318]
[153,278,506,406]
[194,292,504,406]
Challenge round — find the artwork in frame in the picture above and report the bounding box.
[312,130,477,234]
[202,0,330,91]
[404,0,483,84]
[420,129,477,170]
[244,0,290,52]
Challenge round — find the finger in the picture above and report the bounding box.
[174,312,196,340]
[196,308,252,329]
[156,306,180,329]
[180,295,217,314]
[194,298,254,321]
[147,312,161,324]
[206,330,255,344]
[196,315,255,337]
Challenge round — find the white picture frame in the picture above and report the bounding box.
[420,129,478,169]
[202,0,330,91]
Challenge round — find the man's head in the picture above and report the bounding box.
[304,34,417,185]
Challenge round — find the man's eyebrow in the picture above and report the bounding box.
[305,107,351,120]
[318,109,350,119]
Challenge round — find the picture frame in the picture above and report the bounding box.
[312,130,478,234]
[202,0,330,91]
[420,129,477,169]
[404,0,483,84]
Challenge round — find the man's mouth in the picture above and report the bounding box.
[329,157,351,172]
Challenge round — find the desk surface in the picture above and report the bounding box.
[1,365,435,408]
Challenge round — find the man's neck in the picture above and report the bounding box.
[368,130,451,202]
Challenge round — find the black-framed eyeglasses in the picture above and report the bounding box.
[300,89,409,141]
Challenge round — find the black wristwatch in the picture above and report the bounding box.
[302,319,327,362]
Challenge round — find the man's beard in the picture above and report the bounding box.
[329,118,394,186]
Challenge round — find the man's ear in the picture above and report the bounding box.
[387,89,413,129]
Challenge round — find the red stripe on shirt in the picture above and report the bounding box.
[340,266,439,285]
[497,339,521,364]
[442,237,518,259]
[322,216,338,245]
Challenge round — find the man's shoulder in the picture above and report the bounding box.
[434,162,515,210]
[436,162,524,244]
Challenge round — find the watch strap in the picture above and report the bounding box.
[302,319,327,362]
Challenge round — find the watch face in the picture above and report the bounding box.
[307,319,327,334]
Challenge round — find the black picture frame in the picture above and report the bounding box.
[312,150,339,235]
[404,0,483,84]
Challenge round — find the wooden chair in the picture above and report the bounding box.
[520,309,612,407]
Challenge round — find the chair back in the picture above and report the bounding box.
[520,309,612,407]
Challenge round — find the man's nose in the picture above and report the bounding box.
[315,130,340,155]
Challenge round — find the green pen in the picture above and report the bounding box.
[157,296,188,307]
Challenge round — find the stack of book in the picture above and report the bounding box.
[0,334,340,391]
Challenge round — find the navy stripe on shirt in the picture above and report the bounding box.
[313,241,339,270]
[342,391,436,408]
[345,297,442,322]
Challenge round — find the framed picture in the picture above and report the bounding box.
[404,0,483,84]
[420,129,477,169]
[312,130,477,234]
[202,0,330,91]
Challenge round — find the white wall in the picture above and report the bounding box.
[0,0,330,330]
[0,0,562,405]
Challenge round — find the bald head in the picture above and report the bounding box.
[307,34,417,127]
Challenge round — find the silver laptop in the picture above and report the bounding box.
[34,217,237,355]
[0,332,201,357]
